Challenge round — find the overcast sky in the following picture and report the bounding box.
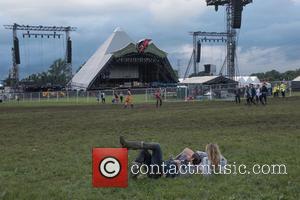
[1,0,300,80]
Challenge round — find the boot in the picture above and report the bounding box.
[120,136,143,149]
[120,136,158,150]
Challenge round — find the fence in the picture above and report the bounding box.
[0,82,295,104]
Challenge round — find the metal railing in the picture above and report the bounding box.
[0,82,295,104]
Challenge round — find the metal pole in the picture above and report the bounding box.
[184,86,188,101]
[193,33,197,75]
[164,88,167,102]
[226,3,236,80]
[76,90,79,104]
[289,82,292,97]
[12,23,19,89]
[65,27,72,84]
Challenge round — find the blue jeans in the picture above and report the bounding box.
[134,143,163,178]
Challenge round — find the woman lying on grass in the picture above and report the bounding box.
[196,143,228,175]
[120,136,227,178]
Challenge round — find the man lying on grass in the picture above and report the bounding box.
[120,136,227,178]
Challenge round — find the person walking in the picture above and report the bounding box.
[96,91,101,103]
[273,84,279,97]
[261,83,268,104]
[250,84,256,105]
[255,85,262,104]
[120,92,124,103]
[124,89,133,108]
[113,91,119,104]
[155,89,163,108]
[101,92,106,103]
[234,87,241,104]
[244,85,251,105]
[280,82,286,98]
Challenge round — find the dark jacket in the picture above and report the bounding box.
[261,86,268,94]
[251,87,256,97]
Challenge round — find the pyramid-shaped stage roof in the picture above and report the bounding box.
[71,28,134,89]
[71,28,175,90]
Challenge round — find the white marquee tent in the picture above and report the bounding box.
[292,76,300,91]
[234,76,261,87]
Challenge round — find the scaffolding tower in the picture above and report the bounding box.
[3,23,77,89]
[184,0,252,80]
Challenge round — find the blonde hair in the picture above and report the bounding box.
[206,143,221,167]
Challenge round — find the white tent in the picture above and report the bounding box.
[292,76,300,91]
[180,76,237,85]
[293,76,300,82]
[234,76,260,87]
[71,27,134,89]
[180,76,219,84]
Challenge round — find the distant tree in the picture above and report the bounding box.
[173,70,179,79]
[187,68,300,81]
[3,77,15,87]
[48,59,70,85]
[251,68,300,81]
[22,59,71,86]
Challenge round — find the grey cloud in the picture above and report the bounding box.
[1,0,300,80]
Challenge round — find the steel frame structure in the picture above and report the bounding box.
[3,23,77,88]
[184,0,252,80]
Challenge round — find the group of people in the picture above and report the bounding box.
[111,91,124,104]
[120,136,227,178]
[97,92,106,103]
[96,88,164,108]
[272,82,287,98]
[234,83,268,105]
[234,82,287,106]
[244,83,269,105]
[97,89,134,108]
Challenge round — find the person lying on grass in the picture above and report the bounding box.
[196,143,227,175]
[120,137,227,178]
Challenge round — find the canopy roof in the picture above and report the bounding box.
[293,76,300,81]
[234,76,260,85]
[180,76,219,84]
[180,76,237,85]
[71,28,134,89]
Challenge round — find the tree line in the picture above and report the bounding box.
[21,59,72,87]
[4,60,300,87]
[251,69,300,82]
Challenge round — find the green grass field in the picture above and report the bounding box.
[0,97,299,199]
